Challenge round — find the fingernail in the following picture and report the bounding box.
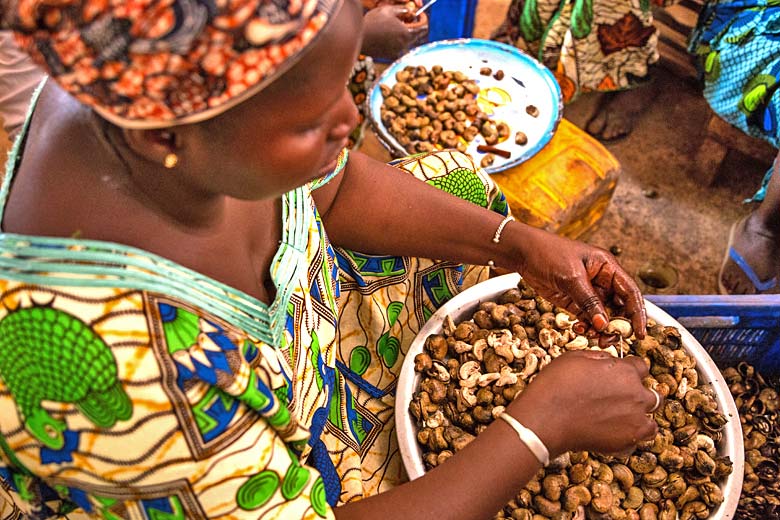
[593,314,608,330]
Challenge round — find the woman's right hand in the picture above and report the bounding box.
[362,5,428,61]
[334,352,660,520]
[507,350,659,459]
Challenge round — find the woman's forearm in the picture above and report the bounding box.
[333,398,556,520]
[318,151,537,272]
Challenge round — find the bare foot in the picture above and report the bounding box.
[585,86,656,142]
[718,213,780,294]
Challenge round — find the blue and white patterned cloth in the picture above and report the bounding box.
[690,0,779,201]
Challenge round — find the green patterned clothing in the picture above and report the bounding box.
[0,83,508,519]
[492,0,677,102]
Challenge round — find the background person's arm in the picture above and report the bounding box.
[0,30,45,139]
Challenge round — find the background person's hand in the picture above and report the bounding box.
[510,228,647,338]
[362,5,428,61]
[507,350,659,458]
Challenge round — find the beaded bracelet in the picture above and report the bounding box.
[487,215,515,268]
[498,412,550,466]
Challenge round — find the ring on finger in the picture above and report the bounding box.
[649,389,662,413]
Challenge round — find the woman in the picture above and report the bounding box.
[492,0,673,141]
[349,0,428,148]
[0,0,658,518]
[690,0,780,294]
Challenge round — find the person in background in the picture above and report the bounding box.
[492,0,674,142]
[0,0,659,518]
[348,0,428,148]
[690,0,780,295]
[0,29,42,139]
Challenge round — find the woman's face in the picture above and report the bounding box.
[187,0,363,200]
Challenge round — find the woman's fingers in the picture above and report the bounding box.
[637,413,659,441]
[586,257,647,339]
[565,277,609,331]
[611,272,647,339]
[623,354,650,379]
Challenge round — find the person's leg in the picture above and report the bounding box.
[584,80,658,142]
[718,152,780,294]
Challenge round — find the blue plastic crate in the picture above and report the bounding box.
[647,294,780,380]
[427,0,477,41]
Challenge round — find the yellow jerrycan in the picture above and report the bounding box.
[490,118,621,239]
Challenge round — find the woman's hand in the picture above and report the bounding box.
[507,226,647,338]
[361,5,428,61]
[507,350,659,458]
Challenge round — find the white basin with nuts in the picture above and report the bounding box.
[395,273,744,519]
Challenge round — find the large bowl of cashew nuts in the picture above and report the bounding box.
[396,273,744,520]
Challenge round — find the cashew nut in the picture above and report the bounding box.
[607,317,633,338]
[495,365,519,387]
[520,352,540,379]
[566,335,589,350]
[555,312,577,329]
[458,386,477,407]
[473,338,488,360]
[478,372,501,387]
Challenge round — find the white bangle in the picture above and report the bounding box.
[492,215,515,243]
[486,215,515,268]
[498,412,550,466]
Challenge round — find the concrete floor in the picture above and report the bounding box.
[0,4,774,296]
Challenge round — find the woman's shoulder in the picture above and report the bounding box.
[2,84,133,238]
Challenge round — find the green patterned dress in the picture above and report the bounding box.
[492,0,677,102]
[0,83,508,519]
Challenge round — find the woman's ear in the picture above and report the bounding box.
[121,128,180,169]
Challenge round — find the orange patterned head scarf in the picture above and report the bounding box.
[6,0,343,128]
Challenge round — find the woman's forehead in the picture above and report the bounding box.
[263,0,363,95]
[207,0,362,122]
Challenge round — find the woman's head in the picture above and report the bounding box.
[7,0,344,129]
[167,0,363,199]
[7,0,363,201]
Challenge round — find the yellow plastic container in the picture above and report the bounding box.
[491,118,621,239]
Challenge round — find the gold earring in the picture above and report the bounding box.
[163,153,178,169]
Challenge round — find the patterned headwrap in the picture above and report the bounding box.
[6,0,343,128]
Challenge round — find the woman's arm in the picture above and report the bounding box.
[314,150,646,335]
[0,30,44,138]
[333,350,658,520]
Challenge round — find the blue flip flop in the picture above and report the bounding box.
[718,221,779,295]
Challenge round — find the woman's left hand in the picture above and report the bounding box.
[508,228,646,338]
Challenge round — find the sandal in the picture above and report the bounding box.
[718,219,779,295]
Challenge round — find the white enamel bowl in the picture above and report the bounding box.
[395,273,744,519]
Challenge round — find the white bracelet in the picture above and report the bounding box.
[492,215,515,243]
[498,412,550,467]
[486,215,515,268]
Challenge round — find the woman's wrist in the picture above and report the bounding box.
[505,393,568,461]
[498,412,550,466]
[485,219,536,274]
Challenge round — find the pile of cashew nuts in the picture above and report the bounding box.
[409,281,733,520]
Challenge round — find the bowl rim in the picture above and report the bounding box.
[368,38,564,173]
[395,273,744,519]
